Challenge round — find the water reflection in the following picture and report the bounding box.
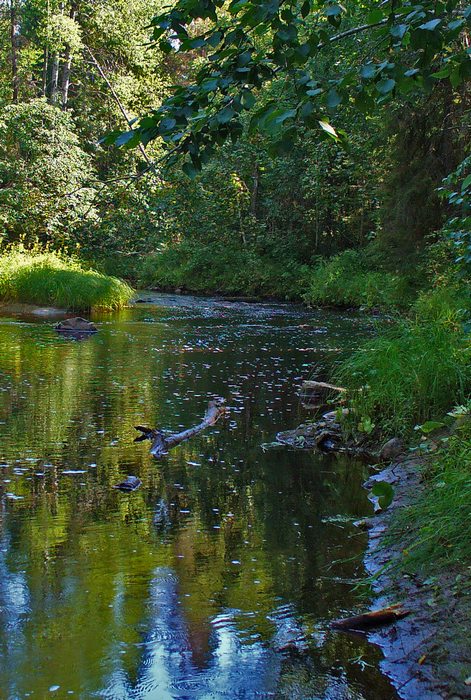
[0,295,397,698]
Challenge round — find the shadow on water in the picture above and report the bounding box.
[0,294,397,698]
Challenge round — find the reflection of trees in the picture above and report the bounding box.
[0,308,394,698]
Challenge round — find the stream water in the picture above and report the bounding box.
[0,294,398,699]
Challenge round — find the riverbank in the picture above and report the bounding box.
[0,247,134,311]
[364,454,471,699]
[134,243,416,309]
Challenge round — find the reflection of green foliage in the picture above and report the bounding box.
[0,304,380,696]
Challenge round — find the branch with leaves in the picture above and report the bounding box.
[105,0,471,176]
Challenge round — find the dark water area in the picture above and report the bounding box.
[0,294,398,699]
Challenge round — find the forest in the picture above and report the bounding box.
[0,0,470,696]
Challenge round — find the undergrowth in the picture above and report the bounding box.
[303,249,416,309]
[138,241,310,299]
[0,245,134,310]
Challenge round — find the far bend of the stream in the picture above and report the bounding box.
[0,293,398,700]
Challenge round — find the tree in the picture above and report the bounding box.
[105,0,471,174]
[0,99,95,244]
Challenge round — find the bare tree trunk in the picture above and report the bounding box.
[10,0,19,102]
[41,47,49,96]
[250,163,259,217]
[50,53,60,103]
[61,8,76,108]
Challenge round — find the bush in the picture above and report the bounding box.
[0,246,134,310]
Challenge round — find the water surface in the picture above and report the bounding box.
[0,294,397,699]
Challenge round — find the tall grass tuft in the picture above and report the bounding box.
[0,246,134,311]
[336,288,470,435]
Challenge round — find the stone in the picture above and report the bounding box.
[55,317,97,332]
[379,437,403,462]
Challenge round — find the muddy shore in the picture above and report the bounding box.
[363,457,471,700]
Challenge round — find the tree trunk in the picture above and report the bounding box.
[250,163,259,217]
[10,0,19,103]
[41,46,49,97]
[331,604,410,631]
[50,53,60,104]
[61,47,72,108]
[61,8,76,108]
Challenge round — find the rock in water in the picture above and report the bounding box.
[55,317,97,332]
[379,437,403,462]
[113,476,142,492]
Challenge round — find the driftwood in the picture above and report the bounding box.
[300,380,346,393]
[135,398,227,458]
[331,603,410,631]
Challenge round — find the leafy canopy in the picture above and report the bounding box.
[105,0,471,174]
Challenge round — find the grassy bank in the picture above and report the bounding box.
[392,412,471,575]
[336,288,470,437]
[138,241,310,299]
[136,242,418,308]
[0,247,134,311]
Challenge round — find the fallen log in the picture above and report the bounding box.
[331,603,410,631]
[135,398,227,458]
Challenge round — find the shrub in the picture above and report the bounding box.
[138,241,310,299]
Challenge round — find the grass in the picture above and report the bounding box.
[303,249,415,309]
[336,287,470,436]
[138,241,310,299]
[0,246,134,311]
[391,412,471,574]
[138,243,418,307]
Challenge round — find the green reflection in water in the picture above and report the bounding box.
[0,296,397,699]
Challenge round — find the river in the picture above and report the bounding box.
[0,293,398,699]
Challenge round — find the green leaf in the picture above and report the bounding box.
[318,120,338,139]
[301,0,310,18]
[217,106,235,123]
[390,24,408,39]
[376,78,396,94]
[240,90,256,109]
[371,481,394,510]
[114,130,137,147]
[182,161,198,179]
[360,64,376,79]
[325,3,342,17]
[419,18,442,31]
[415,420,445,434]
[275,108,297,124]
[326,89,341,108]
[461,173,471,190]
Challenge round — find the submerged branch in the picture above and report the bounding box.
[135,398,227,458]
